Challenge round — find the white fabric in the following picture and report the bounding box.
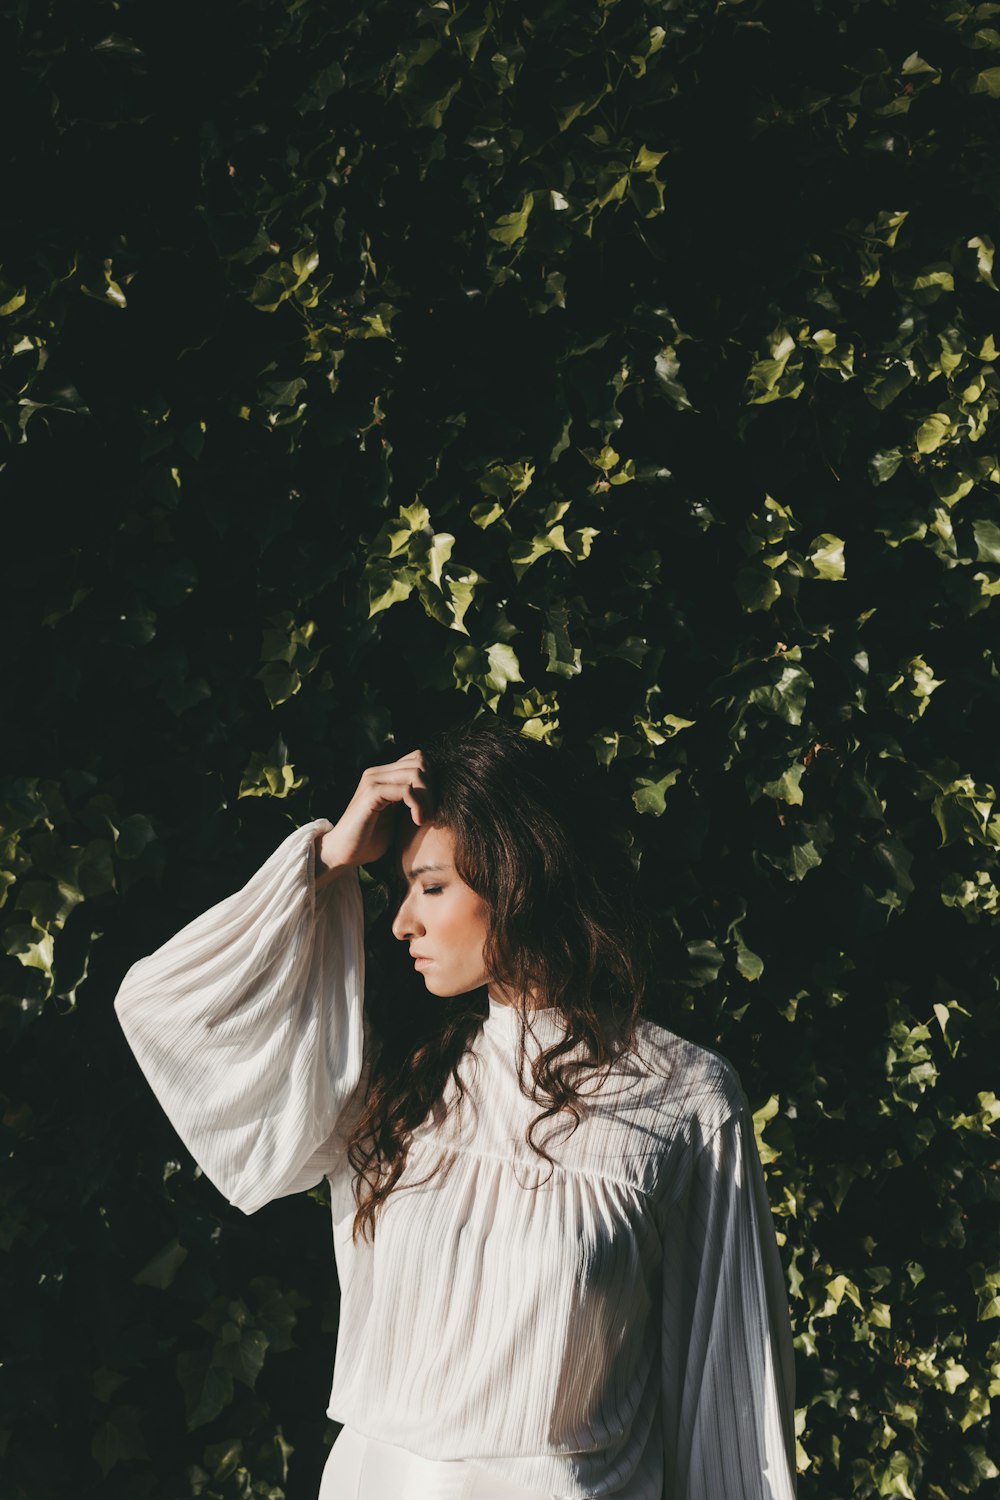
[321,1425,559,1499]
[114,819,798,1500]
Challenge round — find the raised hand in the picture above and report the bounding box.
[316,750,434,885]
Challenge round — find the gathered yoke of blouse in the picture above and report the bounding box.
[113,818,798,1500]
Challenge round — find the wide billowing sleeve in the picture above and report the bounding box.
[113,817,369,1217]
[660,1097,798,1500]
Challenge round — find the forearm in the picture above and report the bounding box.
[315,828,351,891]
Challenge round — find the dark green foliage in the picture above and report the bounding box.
[1,0,998,1494]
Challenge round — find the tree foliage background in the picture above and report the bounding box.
[2,0,999,1495]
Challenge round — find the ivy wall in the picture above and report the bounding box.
[1,0,998,1495]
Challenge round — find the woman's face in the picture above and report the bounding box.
[390,820,493,997]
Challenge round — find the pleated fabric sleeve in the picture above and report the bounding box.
[660,1097,798,1500]
[113,817,368,1217]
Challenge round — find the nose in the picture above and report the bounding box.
[391,888,424,943]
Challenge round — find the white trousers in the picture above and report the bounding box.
[319,1425,559,1500]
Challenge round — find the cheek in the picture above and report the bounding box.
[442,893,489,948]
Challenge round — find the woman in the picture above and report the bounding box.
[114,716,797,1500]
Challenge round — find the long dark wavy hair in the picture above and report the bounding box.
[344,713,657,1243]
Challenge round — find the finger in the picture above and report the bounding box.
[374,781,423,826]
[369,768,431,795]
[404,773,435,824]
[363,750,425,780]
[409,776,435,820]
[403,787,421,825]
[368,773,432,817]
[403,778,436,826]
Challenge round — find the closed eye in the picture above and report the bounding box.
[423,886,443,895]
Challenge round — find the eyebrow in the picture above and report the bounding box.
[402,862,453,881]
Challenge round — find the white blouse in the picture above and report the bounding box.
[113,819,798,1500]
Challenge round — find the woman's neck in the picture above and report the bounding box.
[487,982,553,1012]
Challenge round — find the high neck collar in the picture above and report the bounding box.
[485,992,567,1039]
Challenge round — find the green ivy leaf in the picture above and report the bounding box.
[752,1095,781,1163]
[806,534,846,580]
[175,1351,234,1431]
[970,66,1000,97]
[488,191,535,245]
[865,363,914,409]
[238,738,307,800]
[735,563,782,613]
[967,234,998,292]
[972,518,1000,564]
[214,1323,268,1389]
[631,768,680,815]
[0,283,27,316]
[914,412,955,454]
[91,1407,148,1476]
[132,1237,188,1290]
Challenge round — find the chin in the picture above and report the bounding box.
[420,975,479,999]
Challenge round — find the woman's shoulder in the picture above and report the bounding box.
[623,1014,747,1148]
